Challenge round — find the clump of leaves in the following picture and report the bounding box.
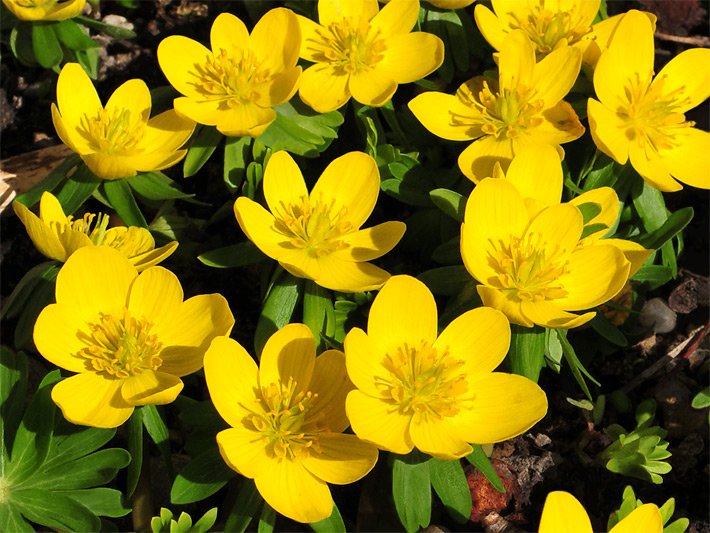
[0,348,131,532]
[608,485,688,533]
[600,399,672,484]
[151,507,217,533]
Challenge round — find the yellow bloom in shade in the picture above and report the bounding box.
[539,491,663,533]
[34,246,234,428]
[296,0,444,112]
[52,63,195,180]
[234,150,406,292]
[344,275,548,459]
[157,9,302,137]
[13,191,177,270]
[2,0,85,21]
[588,10,710,191]
[204,324,378,523]
[461,148,635,328]
[409,30,583,182]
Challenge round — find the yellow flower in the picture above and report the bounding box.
[588,10,710,191]
[204,324,378,523]
[344,275,548,459]
[409,30,584,182]
[234,150,406,292]
[13,191,177,270]
[34,246,234,428]
[52,63,195,180]
[461,149,633,328]
[157,9,302,137]
[539,491,663,533]
[2,0,85,21]
[296,0,444,112]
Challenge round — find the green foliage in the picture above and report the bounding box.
[150,507,218,533]
[508,325,546,382]
[607,486,688,533]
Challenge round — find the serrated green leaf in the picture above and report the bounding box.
[32,448,131,489]
[309,502,345,533]
[197,242,268,268]
[102,179,148,228]
[60,488,131,518]
[429,188,465,221]
[127,172,194,201]
[465,445,505,493]
[32,23,63,68]
[508,325,546,382]
[392,452,431,533]
[12,488,100,532]
[170,447,235,504]
[429,459,471,523]
[254,271,302,357]
[42,420,115,469]
[183,126,223,178]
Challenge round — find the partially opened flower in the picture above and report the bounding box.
[409,30,583,182]
[158,9,301,137]
[34,246,234,428]
[52,63,195,180]
[539,491,663,533]
[204,324,378,523]
[3,0,85,21]
[13,191,177,270]
[345,275,547,459]
[234,151,406,292]
[588,9,710,191]
[296,0,444,112]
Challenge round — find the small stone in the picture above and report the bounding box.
[639,298,677,334]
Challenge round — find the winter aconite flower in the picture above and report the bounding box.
[234,150,405,292]
[13,191,177,269]
[539,491,662,533]
[588,10,710,191]
[52,63,195,180]
[34,246,234,428]
[158,9,301,137]
[2,0,85,21]
[344,275,548,459]
[296,0,444,112]
[204,324,378,523]
[409,30,583,182]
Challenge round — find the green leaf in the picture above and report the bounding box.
[556,329,599,401]
[33,448,131,489]
[508,325,546,382]
[141,405,173,478]
[60,488,131,518]
[544,327,563,373]
[417,266,472,296]
[432,236,462,265]
[126,408,143,498]
[392,452,431,533]
[0,504,34,533]
[102,179,148,228]
[465,445,505,493]
[31,23,63,68]
[12,488,100,532]
[258,503,277,533]
[254,271,302,357]
[9,23,36,65]
[0,347,28,461]
[170,447,235,504]
[303,280,334,348]
[12,262,60,349]
[590,314,628,347]
[429,459,471,523]
[183,126,223,178]
[13,155,80,208]
[381,175,432,207]
[664,518,690,533]
[74,46,100,79]
[691,387,710,409]
[197,242,268,268]
[128,172,194,201]
[575,202,602,224]
[638,207,693,250]
[1,261,58,320]
[582,153,618,190]
[54,164,101,215]
[632,265,673,286]
[580,223,608,239]
[52,19,99,50]
[310,502,345,533]
[74,15,137,38]
[429,188,466,222]
[223,479,262,533]
[224,136,252,191]
[193,508,219,533]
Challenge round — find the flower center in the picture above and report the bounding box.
[309,17,386,74]
[196,48,271,106]
[51,211,111,244]
[246,378,323,460]
[77,308,163,378]
[276,195,354,258]
[507,6,591,55]
[376,341,469,420]
[619,72,694,152]
[80,107,145,154]
[490,232,569,301]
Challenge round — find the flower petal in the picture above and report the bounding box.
[653,48,710,113]
[525,204,583,257]
[377,32,444,84]
[308,350,352,432]
[301,433,378,484]
[370,0,418,36]
[51,373,133,428]
[474,4,506,51]
[504,145,562,211]
[263,151,309,221]
[333,222,406,262]
[458,135,515,183]
[13,201,66,261]
[299,63,351,113]
[409,415,472,460]
[587,98,631,164]
[250,8,301,74]
[210,12,249,53]
[262,66,302,107]
[127,266,184,327]
[34,304,89,373]
[216,101,275,137]
[259,323,315,394]
[497,30,535,92]
[120,370,183,406]
[349,69,397,107]
[157,36,213,98]
[539,491,593,533]
[56,63,102,134]
[216,427,270,479]
[408,91,479,141]
[130,241,179,272]
[174,97,222,126]
[52,103,91,154]
[105,79,151,122]
[629,140,682,192]
[532,46,581,108]
[477,285,533,327]
[345,327,388,399]
[609,503,663,533]
[520,300,595,329]
[318,0,379,26]
[234,197,289,260]
[82,153,138,180]
[605,238,651,277]
[346,390,413,454]
[142,110,195,152]
[658,127,710,190]
[281,254,391,292]
[570,186,619,241]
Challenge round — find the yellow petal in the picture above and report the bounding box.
[297,14,327,63]
[525,204,582,257]
[234,197,289,260]
[408,91,479,141]
[658,127,710,190]
[345,328,388,399]
[520,300,595,329]
[204,336,259,428]
[216,427,271,479]
[260,66,302,108]
[120,370,183,406]
[39,191,67,224]
[477,285,533,327]
[13,201,66,261]
[105,78,151,122]
[250,8,301,75]
[255,459,333,523]
[653,48,710,113]
[51,373,134,428]
[52,103,90,154]
[130,150,188,175]
[318,0,379,26]
[308,350,351,433]
[587,98,630,164]
[57,228,93,258]
[34,303,89,373]
[368,275,438,356]
[378,32,444,84]
[174,97,222,126]
[410,415,472,459]
[129,241,179,272]
[570,186,619,241]
[371,0,418,36]
[474,4,507,51]
[216,101,275,137]
[333,222,406,261]
[127,266,183,327]
[458,135,515,183]
[56,63,102,134]
[346,390,413,454]
[158,36,213,98]
[539,491,593,533]
[82,152,138,180]
[142,110,195,152]
[504,145,562,211]
[604,238,651,277]
[259,323,315,393]
[629,140,682,192]
[299,64,351,113]
[209,12,249,53]
[263,151,309,221]
[434,307,510,377]
[301,433,378,484]
[307,257,391,292]
[311,151,380,229]
[349,69,397,107]
[609,503,663,533]
[532,46,581,108]
[454,372,547,443]
[497,30,535,92]
[533,101,585,145]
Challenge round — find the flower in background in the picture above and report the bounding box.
[409,30,583,182]
[34,246,234,427]
[2,0,85,21]
[158,9,301,137]
[381,0,476,10]
[13,191,177,270]
[204,324,378,523]
[461,148,633,328]
[296,0,444,112]
[52,63,195,180]
[344,275,547,459]
[539,491,662,533]
[588,10,710,191]
[234,150,405,292]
